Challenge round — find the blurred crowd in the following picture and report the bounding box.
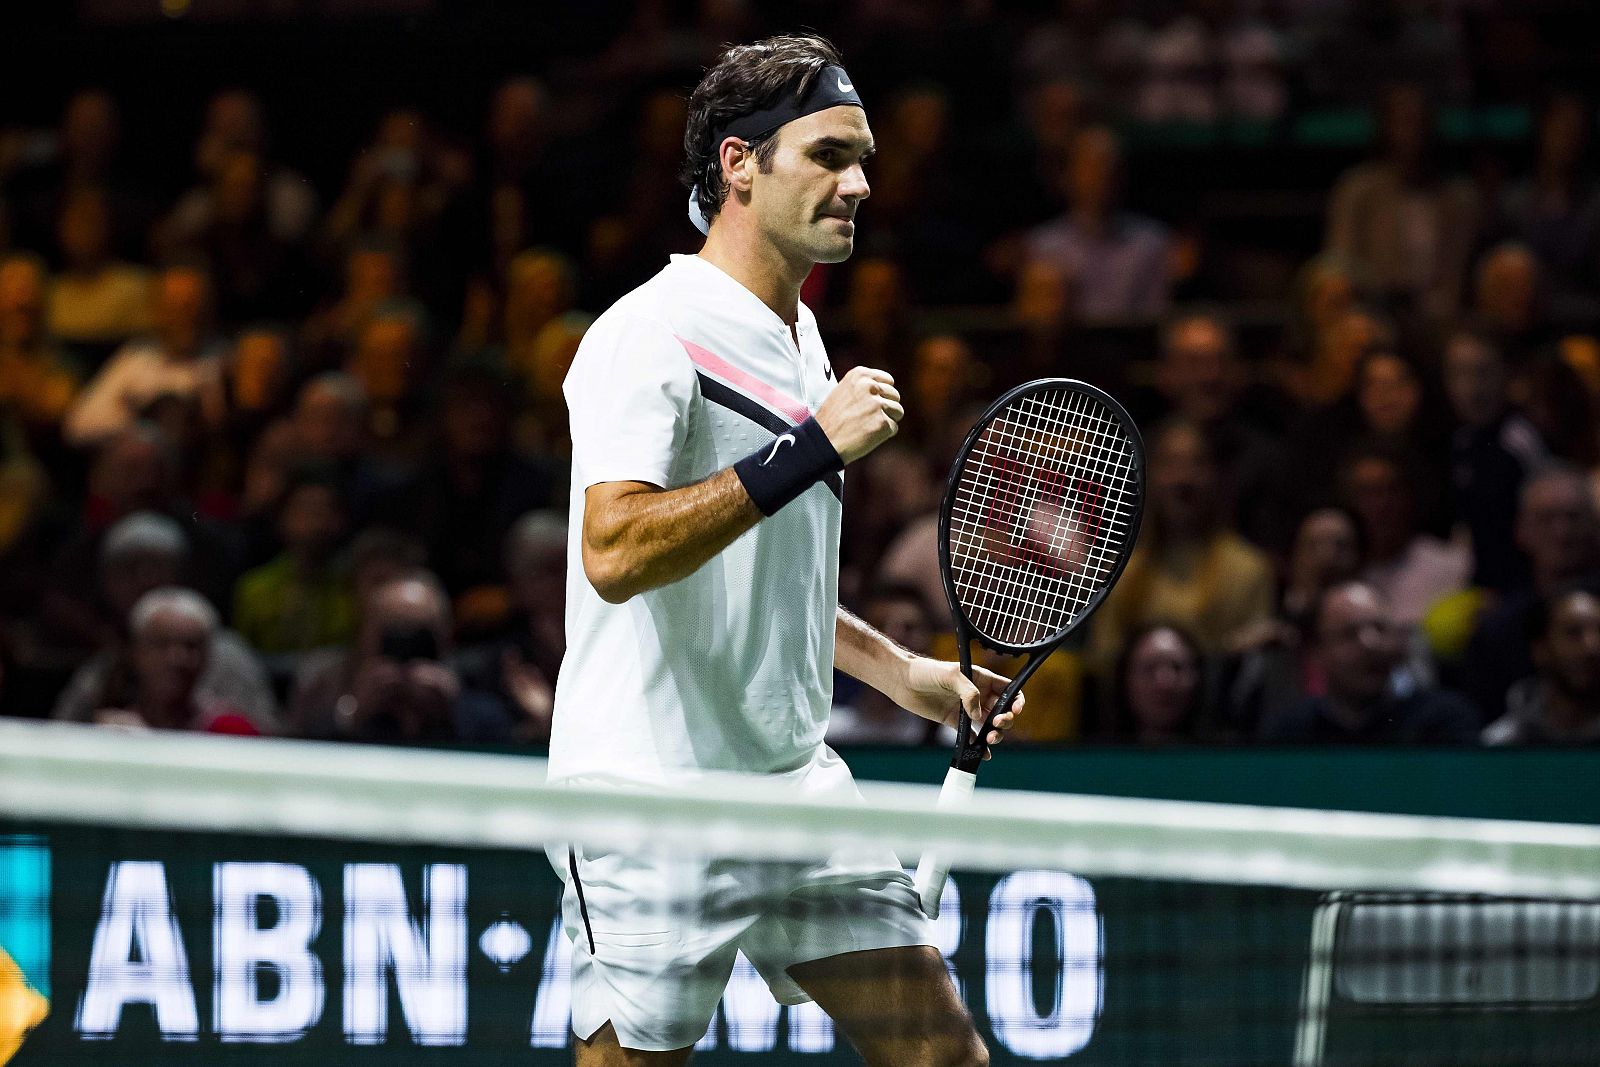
[1,0,1598,748]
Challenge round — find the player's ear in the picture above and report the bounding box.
[720,136,755,194]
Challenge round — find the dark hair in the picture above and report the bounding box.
[1105,620,1208,742]
[681,34,844,225]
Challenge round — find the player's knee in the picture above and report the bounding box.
[933,1031,989,1067]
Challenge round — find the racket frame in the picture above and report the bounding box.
[936,377,1146,772]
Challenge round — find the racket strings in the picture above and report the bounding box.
[948,387,1139,647]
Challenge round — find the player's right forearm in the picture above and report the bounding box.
[580,469,762,603]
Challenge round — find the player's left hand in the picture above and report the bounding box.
[901,657,1024,759]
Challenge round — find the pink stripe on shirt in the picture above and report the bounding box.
[676,335,811,424]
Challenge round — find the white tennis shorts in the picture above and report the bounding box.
[552,766,933,1051]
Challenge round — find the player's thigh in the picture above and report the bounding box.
[787,945,988,1067]
[574,1021,695,1067]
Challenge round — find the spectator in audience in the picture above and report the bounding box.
[346,299,430,448]
[1105,622,1211,744]
[1443,326,1546,591]
[300,237,406,373]
[903,333,983,447]
[1461,463,1600,721]
[378,360,561,610]
[320,108,469,299]
[41,424,239,645]
[52,512,274,728]
[1259,581,1478,744]
[5,88,150,263]
[1471,242,1549,367]
[288,570,511,744]
[1497,91,1600,307]
[1325,84,1478,320]
[828,585,950,747]
[85,587,261,734]
[226,324,292,430]
[46,187,152,355]
[1223,505,1366,736]
[1156,309,1290,547]
[289,371,397,524]
[231,465,354,656]
[1281,300,1391,411]
[1340,446,1469,626]
[1484,582,1600,745]
[163,148,308,326]
[1089,418,1276,671]
[0,252,80,440]
[460,510,567,745]
[164,89,317,249]
[63,262,227,448]
[1023,125,1175,322]
[834,255,914,382]
[497,248,578,405]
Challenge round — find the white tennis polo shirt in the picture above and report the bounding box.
[549,254,842,785]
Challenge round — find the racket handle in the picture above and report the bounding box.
[912,766,978,919]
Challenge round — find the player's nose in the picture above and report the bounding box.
[839,162,870,201]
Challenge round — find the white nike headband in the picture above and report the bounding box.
[688,63,863,235]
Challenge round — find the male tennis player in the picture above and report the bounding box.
[551,34,1019,1066]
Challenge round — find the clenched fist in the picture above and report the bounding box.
[814,367,903,465]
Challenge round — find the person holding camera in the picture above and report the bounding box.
[287,568,511,744]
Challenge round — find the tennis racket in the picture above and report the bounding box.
[913,378,1145,918]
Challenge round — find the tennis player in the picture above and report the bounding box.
[550,34,1019,1066]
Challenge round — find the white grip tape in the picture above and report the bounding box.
[912,766,979,919]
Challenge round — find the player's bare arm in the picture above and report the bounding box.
[582,364,902,604]
[833,605,1023,757]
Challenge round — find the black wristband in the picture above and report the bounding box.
[733,416,844,516]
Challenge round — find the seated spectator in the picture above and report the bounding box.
[0,252,81,437]
[1103,622,1211,744]
[1497,91,1600,308]
[51,510,275,728]
[300,237,406,373]
[1443,327,1546,591]
[828,585,953,747]
[163,89,317,250]
[1340,447,1469,626]
[46,187,152,354]
[63,262,228,448]
[231,466,355,656]
[164,148,308,325]
[1223,506,1365,736]
[499,248,578,403]
[374,360,561,608]
[1471,242,1551,368]
[1156,309,1290,547]
[902,334,984,447]
[1324,84,1478,321]
[41,423,242,647]
[1259,581,1479,744]
[86,587,261,734]
[1022,125,1174,322]
[345,299,430,448]
[833,255,914,382]
[1461,463,1600,720]
[289,371,397,524]
[1088,418,1275,669]
[459,510,569,745]
[226,324,292,430]
[288,570,512,744]
[1484,582,1600,745]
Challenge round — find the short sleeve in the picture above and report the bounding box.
[564,313,696,490]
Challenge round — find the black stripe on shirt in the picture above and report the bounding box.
[695,372,843,504]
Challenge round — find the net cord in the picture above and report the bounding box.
[2,721,1597,900]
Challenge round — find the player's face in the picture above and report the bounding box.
[751,105,873,266]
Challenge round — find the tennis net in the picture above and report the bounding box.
[1,719,1597,1066]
